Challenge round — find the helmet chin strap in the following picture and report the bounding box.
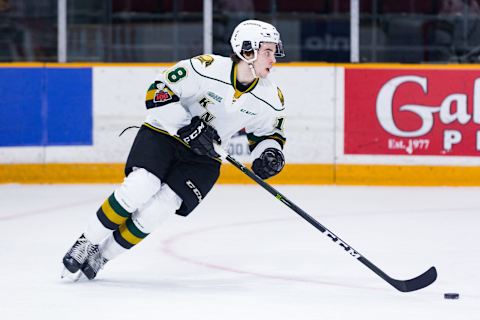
[248,63,257,78]
[239,50,259,79]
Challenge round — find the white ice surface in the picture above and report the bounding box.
[0,184,478,319]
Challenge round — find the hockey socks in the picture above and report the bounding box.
[84,193,131,244]
[100,217,149,261]
[113,217,149,249]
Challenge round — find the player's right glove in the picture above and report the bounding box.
[177,116,221,158]
[252,148,285,179]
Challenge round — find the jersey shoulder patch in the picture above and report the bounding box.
[193,54,215,67]
[189,55,232,84]
[145,81,179,109]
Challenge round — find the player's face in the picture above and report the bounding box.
[253,42,277,78]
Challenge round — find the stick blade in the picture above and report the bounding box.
[390,266,437,292]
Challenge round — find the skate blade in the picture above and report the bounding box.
[61,267,83,282]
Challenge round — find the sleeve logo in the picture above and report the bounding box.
[154,89,172,103]
[145,82,179,109]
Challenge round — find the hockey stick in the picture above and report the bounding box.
[214,146,437,292]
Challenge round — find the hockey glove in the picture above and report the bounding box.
[177,116,221,158]
[252,148,285,179]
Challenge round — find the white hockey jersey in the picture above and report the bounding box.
[144,54,286,158]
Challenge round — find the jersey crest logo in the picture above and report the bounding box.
[277,87,285,106]
[194,55,214,67]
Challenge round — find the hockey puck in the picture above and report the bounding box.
[444,293,459,299]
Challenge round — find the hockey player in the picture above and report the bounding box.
[61,19,287,280]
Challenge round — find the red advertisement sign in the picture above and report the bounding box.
[344,68,480,156]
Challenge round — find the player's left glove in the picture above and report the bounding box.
[252,148,285,179]
[177,116,221,158]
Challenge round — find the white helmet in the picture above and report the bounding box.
[230,20,285,64]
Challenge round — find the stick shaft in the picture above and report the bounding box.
[222,153,437,292]
[225,155,360,258]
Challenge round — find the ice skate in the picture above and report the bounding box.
[80,244,108,280]
[61,234,92,281]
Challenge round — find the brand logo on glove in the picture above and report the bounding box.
[182,121,205,144]
[154,90,172,103]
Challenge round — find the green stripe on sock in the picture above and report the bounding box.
[126,217,149,239]
[108,194,130,218]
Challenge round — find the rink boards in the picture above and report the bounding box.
[1,62,480,185]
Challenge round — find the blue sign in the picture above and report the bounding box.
[0,67,92,147]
